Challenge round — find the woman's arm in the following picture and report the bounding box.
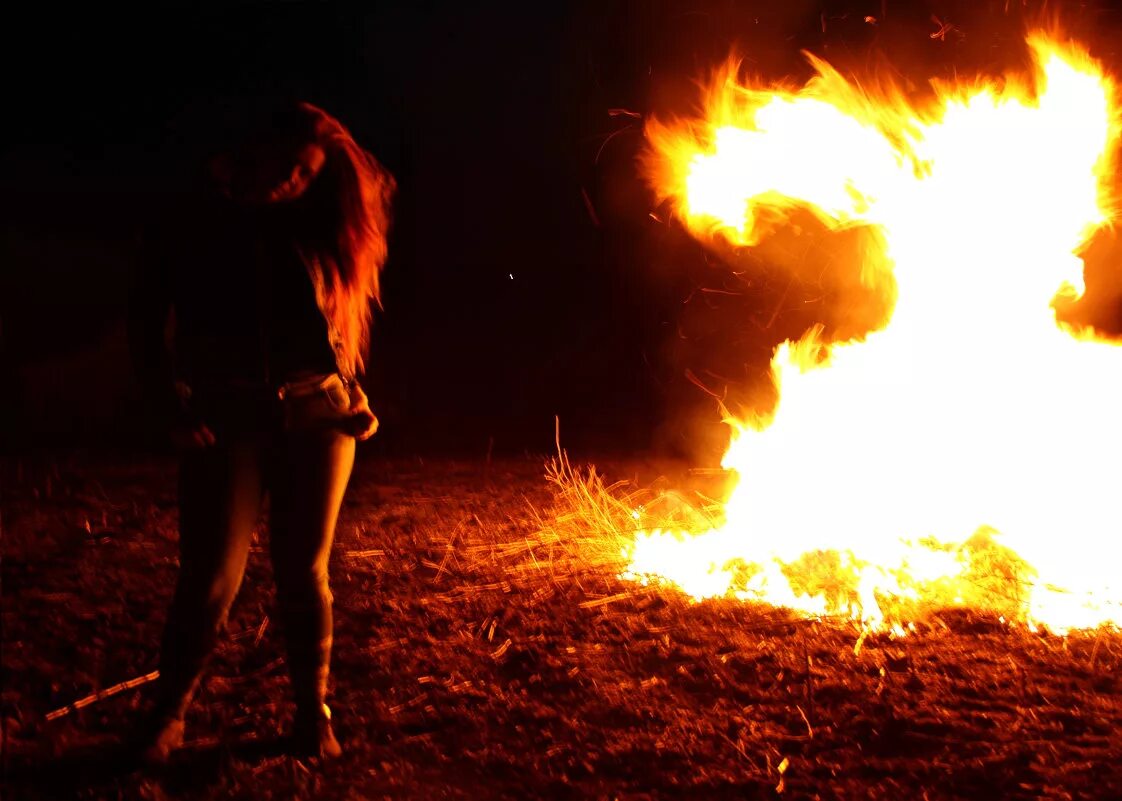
[127,225,213,447]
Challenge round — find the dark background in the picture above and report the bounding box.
[3,1,1121,460]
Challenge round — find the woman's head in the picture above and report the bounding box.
[211,103,395,377]
[235,138,327,205]
[211,104,332,205]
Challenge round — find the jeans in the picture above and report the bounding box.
[153,377,356,719]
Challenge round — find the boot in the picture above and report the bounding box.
[131,665,203,766]
[285,625,339,758]
[135,713,186,765]
[292,702,342,759]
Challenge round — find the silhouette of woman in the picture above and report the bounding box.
[129,102,394,760]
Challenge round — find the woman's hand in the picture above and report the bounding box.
[347,406,379,441]
[170,422,217,450]
[346,384,379,441]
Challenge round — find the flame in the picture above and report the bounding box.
[630,34,1122,632]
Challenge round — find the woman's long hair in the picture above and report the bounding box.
[269,103,395,378]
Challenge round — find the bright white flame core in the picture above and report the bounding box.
[632,37,1122,631]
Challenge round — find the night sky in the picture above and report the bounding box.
[4,1,1121,458]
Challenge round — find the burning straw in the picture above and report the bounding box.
[505,428,1065,634]
[535,452,1044,632]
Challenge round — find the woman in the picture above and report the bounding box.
[128,102,394,761]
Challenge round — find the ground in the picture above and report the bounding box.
[2,452,1121,800]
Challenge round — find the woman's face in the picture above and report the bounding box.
[221,139,327,205]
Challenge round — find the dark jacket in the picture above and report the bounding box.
[128,190,344,427]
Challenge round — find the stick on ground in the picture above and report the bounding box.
[45,670,160,721]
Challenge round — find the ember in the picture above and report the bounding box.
[631,34,1122,632]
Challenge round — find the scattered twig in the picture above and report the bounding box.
[579,592,635,610]
[346,548,386,559]
[254,615,270,647]
[796,704,814,739]
[45,670,160,721]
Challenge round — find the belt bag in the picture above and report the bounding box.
[276,373,354,432]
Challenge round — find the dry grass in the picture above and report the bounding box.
[453,453,636,593]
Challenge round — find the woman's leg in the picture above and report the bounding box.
[153,436,265,722]
[268,426,355,730]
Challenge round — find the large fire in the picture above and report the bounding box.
[629,34,1122,632]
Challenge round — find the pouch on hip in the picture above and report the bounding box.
[277,373,353,432]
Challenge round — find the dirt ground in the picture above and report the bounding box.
[2,452,1120,800]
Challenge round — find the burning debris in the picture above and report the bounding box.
[627,33,1122,632]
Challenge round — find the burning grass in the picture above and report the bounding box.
[537,448,1048,635]
[2,452,1121,800]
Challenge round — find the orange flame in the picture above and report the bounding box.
[631,34,1122,632]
